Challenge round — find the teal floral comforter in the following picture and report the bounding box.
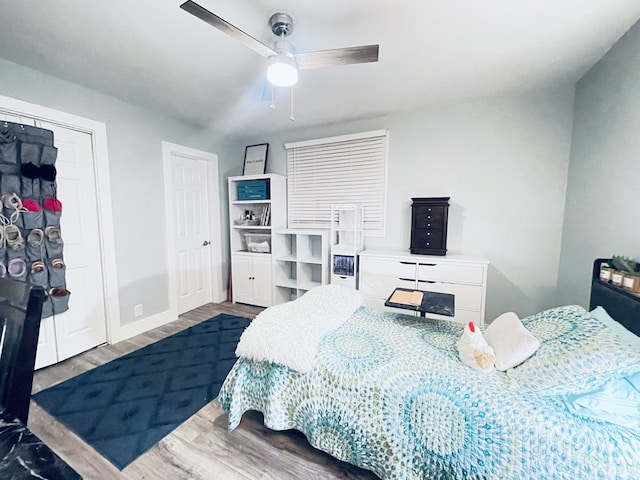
[218,306,640,479]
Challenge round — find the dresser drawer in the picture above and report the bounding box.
[359,257,417,278]
[413,206,447,225]
[411,229,445,249]
[359,274,415,298]
[417,263,484,284]
[331,273,356,288]
[416,281,482,310]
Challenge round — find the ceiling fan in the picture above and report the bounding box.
[179,1,379,88]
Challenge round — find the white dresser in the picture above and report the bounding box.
[358,249,489,325]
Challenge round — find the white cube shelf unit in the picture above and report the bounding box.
[330,204,364,289]
[272,229,330,304]
[228,174,287,307]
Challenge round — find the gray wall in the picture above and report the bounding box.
[0,58,213,326]
[223,87,576,320]
[558,20,640,307]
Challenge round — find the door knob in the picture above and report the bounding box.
[202,240,210,246]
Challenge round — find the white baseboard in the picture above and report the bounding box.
[109,309,177,344]
[107,290,230,344]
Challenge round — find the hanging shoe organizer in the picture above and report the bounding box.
[0,121,69,319]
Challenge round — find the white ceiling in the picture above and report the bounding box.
[1,0,639,137]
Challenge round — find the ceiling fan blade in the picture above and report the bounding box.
[180,1,276,58]
[296,45,379,70]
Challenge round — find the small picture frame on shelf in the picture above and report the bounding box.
[243,143,269,175]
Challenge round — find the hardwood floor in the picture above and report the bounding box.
[28,302,380,480]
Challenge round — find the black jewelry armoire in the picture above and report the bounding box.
[410,197,450,256]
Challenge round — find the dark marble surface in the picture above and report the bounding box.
[0,409,81,479]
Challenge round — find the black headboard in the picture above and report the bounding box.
[590,258,640,337]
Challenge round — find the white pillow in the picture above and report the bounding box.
[484,312,540,371]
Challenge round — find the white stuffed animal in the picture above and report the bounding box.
[456,321,496,372]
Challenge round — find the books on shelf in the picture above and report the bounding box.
[259,204,271,226]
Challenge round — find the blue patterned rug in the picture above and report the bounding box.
[33,313,251,470]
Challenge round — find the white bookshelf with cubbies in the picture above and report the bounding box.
[228,174,286,307]
[330,204,364,288]
[272,229,329,304]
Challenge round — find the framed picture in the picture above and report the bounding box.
[243,143,269,175]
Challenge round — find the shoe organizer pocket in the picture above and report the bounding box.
[0,142,18,165]
[44,208,61,226]
[44,236,64,259]
[20,142,42,166]
[26,230,45,261]
[1,174,21,195]
[4,210,23,228]
[47,260,66,287]
[50,289,70,315]
[28,267,48,288]
[6,243,26,261]
[7,257,27,281]
[5,225,25,258]
[40,145,57,166]
[40,180,55,199]
[21,176,40,199]
[22,209,44,230]
[39,147,58,197]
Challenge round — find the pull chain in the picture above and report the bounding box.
[289,87,295,121]
[270,84,276,109]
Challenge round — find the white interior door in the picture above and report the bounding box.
[1,114,108,368]
[35,316,58,368]
[170,153,213,313]
[48,125,107,362]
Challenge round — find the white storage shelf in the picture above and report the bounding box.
[272,229,329,304]
[229,174,287,255]
[228,174,287,307]
[330,204,364,253]
[358,249,489,325]
[330,205,364,289]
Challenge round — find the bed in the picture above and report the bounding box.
[218,260,640,479]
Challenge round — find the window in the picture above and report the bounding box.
[285,129,388,234]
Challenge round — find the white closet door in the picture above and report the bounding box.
[48,125,107,361]
[35,317,58,368]
[37,124,107,365]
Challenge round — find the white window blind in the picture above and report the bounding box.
[285,130,388,233]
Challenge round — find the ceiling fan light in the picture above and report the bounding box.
[267,54,298,87]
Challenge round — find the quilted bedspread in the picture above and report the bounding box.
[218,307,640,480]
